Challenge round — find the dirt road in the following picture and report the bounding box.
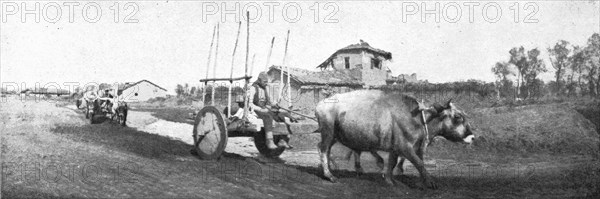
[2,98,599,198]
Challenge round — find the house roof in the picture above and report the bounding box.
[119,80,167,91]
[317,40,392,69]
[268,66,364,87]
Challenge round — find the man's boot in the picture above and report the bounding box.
[265,131,278,150]
[277,139,292,149]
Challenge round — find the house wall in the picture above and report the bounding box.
[293,86,361,114]
[362,52,389,70]
[360,52,389,86]
[361,67,388,86]
[398,73,418,83]
[293,88,320,113]
[120,81,167,102]
[331,53,364,69]
[329,51,389,86]
[265,69,303,108]
[264,69,365,111]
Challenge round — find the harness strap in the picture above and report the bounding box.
[421,110,430,144]
[419,98,432,147]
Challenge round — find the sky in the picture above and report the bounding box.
[1,0,599,94]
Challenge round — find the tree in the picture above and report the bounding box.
[202,85,214,103]
[492,61,514,82]
[190,86,197,97]
[491,61,515,98]
[548,40,571,95]
[585,33,600,96]
[509,47,527,98]
[175,84,185,97]
[570,46,587,96]
[523,48,547,98]
[530,79,547,99]
[184,83,190,97]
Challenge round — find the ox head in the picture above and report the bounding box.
[424,99,474,144]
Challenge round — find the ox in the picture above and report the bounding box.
[315,90,474,189]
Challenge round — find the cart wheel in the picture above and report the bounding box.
[253,130,288,158]
[193,106,228,159]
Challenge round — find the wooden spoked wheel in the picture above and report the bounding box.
[193,106,228,159]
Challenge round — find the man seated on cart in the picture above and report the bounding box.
[96,89,115,113]
[247,72,292,150]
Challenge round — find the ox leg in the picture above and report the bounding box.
[352,150,364,175]
[402,146,438,189]
[383,152,399,186]
[370,151,384,171]
[394,138,424,176]
[417,137,428,160]
[395,158,406,175]
[319,136,337,183]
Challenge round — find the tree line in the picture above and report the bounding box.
[175,83,245,104]
[492,33,600,99]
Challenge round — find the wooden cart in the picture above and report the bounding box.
[88,96,127,126]
[192,76,292,159]
[193,12,297,159]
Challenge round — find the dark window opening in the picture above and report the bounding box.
[344,57,350,69]
[371,58,381,70]
[135,93,138,96]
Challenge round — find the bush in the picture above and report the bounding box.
[176,97,193,106]
[148,97,167,103]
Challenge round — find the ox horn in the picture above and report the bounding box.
[417,99,428,111]
[446,99,454,109]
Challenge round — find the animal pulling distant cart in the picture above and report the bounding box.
[82,88,128,126]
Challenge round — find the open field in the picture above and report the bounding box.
[1,97,599,198]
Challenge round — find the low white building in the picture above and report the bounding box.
[118,80,167,102]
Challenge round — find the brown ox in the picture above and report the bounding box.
[315,90,474,189]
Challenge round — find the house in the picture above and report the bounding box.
[316,40,393,86]
[262,41,403,112]
[266,65,364,112]
[386,73,419,84]
[117,80,167,102]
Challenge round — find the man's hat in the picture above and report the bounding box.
[257,72,268,81]
[235,94,245,103]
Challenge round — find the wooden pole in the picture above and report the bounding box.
[211,23,220,106]
[264,37,275,72]
[277,106,317,121]
[243,11,250,120]
[203,24,216,105]
[283,30,290,67]
[250,54,256,76]
[278,30,290,104]
[199,76,252,82]
[286,31,292,108]
[228,21,242,118]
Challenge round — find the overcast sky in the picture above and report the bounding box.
[1,1,599,93]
